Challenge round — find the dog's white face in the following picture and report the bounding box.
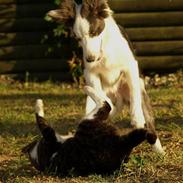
[73,4,104,63]
[48,0,111,63]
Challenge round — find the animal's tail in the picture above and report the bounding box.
[83,86,111,121]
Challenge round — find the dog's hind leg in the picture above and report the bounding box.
[121,78,165,154]
[142,94,165,155]
[140,80,165,155]
[125,61,146,129]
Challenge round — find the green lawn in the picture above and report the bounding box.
[0,81,182,183]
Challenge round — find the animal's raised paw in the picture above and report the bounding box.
[84,86,95,95]
[35,99,44,117]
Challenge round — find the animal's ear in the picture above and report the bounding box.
[47,0,75,24]
[97,0,111,19]
[47,9,74,25]
[47,9,65,22]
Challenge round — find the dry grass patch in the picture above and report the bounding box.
[0,81,182,183]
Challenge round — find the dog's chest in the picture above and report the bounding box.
[99,68,121,87]
[90,61,122,86]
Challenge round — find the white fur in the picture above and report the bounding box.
[74,7,145,128]
[73,4,164,153]
[56,133,73,143]
[83,86,112,119]
[30,141,39,163]
[152,138,165,155]
[74,5,103,62]
[51,152,58,160]
[35,99,44,117]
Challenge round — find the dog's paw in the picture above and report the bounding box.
[84,86,95,95]
[131,113,146,129]
[131,120,145,129]
[152,138,166,155]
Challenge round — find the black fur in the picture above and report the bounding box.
[23,113,157,176]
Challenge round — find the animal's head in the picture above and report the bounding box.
[22,115,62,171]
[48,0,112,63]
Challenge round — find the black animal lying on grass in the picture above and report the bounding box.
[22,86,157,176]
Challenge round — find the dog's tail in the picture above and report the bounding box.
[35,99,57,142]
[83,86,111,121]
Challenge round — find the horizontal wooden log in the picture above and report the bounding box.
[0,0,52,4]
[138,55,183,70]
[0,32,70,46]
[6,72,72,82]
[109,0,183,12]
[115,12,183,27]
[133,40,183,56]
[126,26,183,41]
[2,0,183,11]
[0,18,55,32]
[0,32,47,46]
[0,56,182,75]
[0,4,55,18]
[1,41,183,61]
[0,59,69,74]
[0,44,72,59]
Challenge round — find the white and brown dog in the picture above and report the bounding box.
[47,0,164,154]
[22,86,158,176]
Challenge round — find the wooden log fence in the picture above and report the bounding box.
[0,0,183,80]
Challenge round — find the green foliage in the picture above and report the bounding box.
[131,155,145,168]
[53,24,66,37]
[54,0,62,5]
[68,52,84,86]
[44,0,83,85]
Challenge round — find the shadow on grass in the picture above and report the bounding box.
[114,116,183,133]
[0,91,84,137]
[155,116,183,130]
[0,92,84,106]
[0,118,81,138]
[0,114,182,139]
[0,158,39,182]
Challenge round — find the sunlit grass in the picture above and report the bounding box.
[0,81,182,183]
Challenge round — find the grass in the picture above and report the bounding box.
[0,81,182,183]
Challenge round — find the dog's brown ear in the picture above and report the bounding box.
[81,0,111,19]
[47,0,75,24]
[97,0,111,19]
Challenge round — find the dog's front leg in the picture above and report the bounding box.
[125,61,146,128]
[84,70,115,116]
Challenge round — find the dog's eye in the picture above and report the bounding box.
[72,32,82,42]
[90,31,96,37]
[74,35,81,42]
[76,38,82,42]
